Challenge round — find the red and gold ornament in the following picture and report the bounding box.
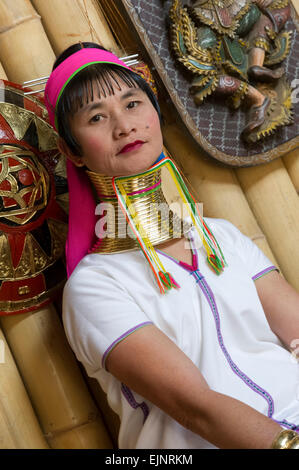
[0,80,68,315]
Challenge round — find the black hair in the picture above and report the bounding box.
[53,42,161,156]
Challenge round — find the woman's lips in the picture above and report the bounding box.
[118,141,145,154]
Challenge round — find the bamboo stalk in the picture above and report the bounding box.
[0,305,112,448]
[31,0,121,56]
[98,0,136,52]
[47,420,113,449]
[0,0,55,83]
[85,376,120,448]
[283,148,299,195]
[0,329,48,448]
[236,159,299,291]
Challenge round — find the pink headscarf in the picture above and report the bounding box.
[44,48,132,277]
[44,48,131,130]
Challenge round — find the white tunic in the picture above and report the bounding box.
[62,218,299,448]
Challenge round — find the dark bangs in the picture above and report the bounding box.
[56,63,161,156]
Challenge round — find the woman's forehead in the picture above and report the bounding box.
[64,67,148,116]
[94,75,139,95]
[69,85,148,123]
[78,87,145,117]
[83,80,143,106]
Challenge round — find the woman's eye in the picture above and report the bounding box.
[90,114,102,123]
[127,101,139,109]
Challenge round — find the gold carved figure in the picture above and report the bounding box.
[169,0,293,143]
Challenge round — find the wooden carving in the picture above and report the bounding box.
[169,0,293,143]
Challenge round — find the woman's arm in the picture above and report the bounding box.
[255,270,299,356]
[106,324,281,449]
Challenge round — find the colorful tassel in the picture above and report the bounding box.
[159,271,180,290]
[112,155,226,294]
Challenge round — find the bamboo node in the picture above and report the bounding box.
[250,233,266,242]
[43,412,101,440]
[0,14,41,35]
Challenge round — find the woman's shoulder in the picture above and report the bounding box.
[64,250,143,295]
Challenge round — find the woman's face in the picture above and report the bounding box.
[65,78,163,176]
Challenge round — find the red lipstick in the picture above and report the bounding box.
[118,140,144,154]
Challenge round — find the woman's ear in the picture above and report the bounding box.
[57,137,85,167]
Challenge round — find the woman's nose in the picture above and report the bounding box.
[113,114,136,138]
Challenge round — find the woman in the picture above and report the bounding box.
[45,42,299,449]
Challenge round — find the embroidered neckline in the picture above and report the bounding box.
[157,232,199,272]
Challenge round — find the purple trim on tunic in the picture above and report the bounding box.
[191,270,276,418]
[102,321,153,369]
[252,266,277,281]
[157,239,198,272]
[156,249,179,265]
[121,383,149,423]
[273,419,299,432]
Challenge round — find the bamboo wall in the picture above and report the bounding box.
[0,0,297,449]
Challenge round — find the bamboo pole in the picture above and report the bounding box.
[0,0,55,83]
[31,0,121,56]
[0,305,112,448]
[0,329,48,448]
[47,420,113,449]
[162,122,280,267]
[0,0,113,449]
[236,159,299,291]
[283,148,299,194]
[86,376,120,448]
